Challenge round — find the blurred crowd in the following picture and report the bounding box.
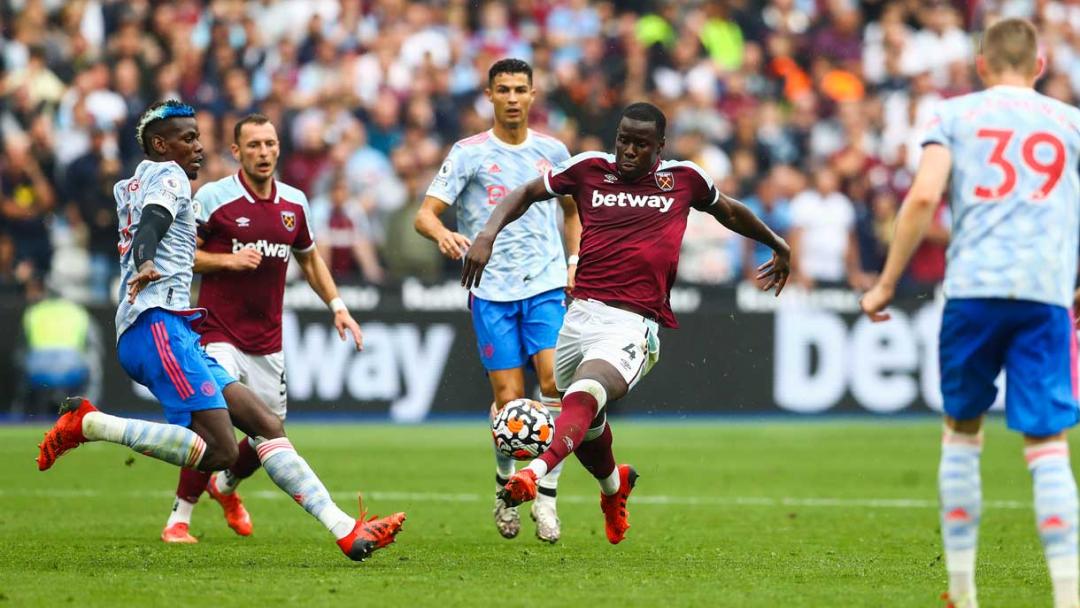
[0,0,1072,304]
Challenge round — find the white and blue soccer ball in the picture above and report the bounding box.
[491,399,554,461]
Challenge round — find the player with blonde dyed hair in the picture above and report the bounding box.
[863,18,1080,608]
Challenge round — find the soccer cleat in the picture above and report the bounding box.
[37,397,97,471]
[336,497,407,562]
[161,522,198,544]
[599,464,638,545]
[493,493,521,539]
[530,500,561,544]
[941,591,978,608]
[206,474,253,536]
[497,468,538,507]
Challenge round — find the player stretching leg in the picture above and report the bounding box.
[415,58,580,542]
[463,102,789,544]
[862,18,1080,608]
[37,101,404,561]
[160,114,366,543]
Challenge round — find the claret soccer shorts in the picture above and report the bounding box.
[554,298,660,397]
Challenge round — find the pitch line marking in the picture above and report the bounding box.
[0,488,1030,510]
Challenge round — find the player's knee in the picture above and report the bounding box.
[251,410,286,440]
[538,376,560,400]
[492,387,523,409]
[200,439,239,471]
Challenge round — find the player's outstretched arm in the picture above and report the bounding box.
[702,193,791,295]
[295,246,363,351]
[461,177,551,289]
[861,144,952,322]
[126,203,172,303]
[414,196,472,260]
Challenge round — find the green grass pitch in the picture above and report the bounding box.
[0,419,1066,606]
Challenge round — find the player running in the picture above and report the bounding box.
[461,102,790,544]
[36,100,405,561]
[159,114,365,544]
[861,18,1080,608]
[414,58,580,543]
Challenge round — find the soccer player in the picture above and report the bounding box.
[159,114,365,544]
[414,58,580,543]
[860,18,1080,608]
[461,102,790,544]
[36,100,405,561]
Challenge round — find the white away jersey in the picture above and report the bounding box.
[114,160,198,339]
[426,129,571,302]
[922,86,1080,308]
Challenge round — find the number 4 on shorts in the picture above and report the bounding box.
[622,343,637,360]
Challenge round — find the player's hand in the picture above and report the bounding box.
[860,281,895,323]
[229,248,262,271]
[566,260,577,292]
[755,247,790,296]
[437,231,472,260]
[461,234,494,290]
[334,310,363,351]
[126,261,162,303]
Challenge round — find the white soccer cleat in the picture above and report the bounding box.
[493,494,520,539]
[530,500,561,544]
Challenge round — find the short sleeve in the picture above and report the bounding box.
[291,193,316,252]
[144,165,190,218]
[544,152,594,197]
[920,102,951,149]
[426,144,473,205]
[193,185,213,239]
[682,161,720,211]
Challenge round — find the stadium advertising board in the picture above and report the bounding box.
[1,284,1013,419]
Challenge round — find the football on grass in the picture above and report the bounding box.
[492,399,554,461]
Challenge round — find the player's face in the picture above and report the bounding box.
[486,72,533,129]
[614,118,664,180]
[159,117,203,179]
[233,122,280,184]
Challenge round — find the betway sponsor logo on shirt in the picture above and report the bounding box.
[591,189,675,213]
[232,238,290,259]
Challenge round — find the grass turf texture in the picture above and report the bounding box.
[0,419,1065,607]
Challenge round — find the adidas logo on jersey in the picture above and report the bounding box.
[232,238,290,259]
[488,163,501,174]
[591,189,675,213]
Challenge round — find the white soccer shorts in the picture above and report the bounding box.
[554,298,661,399]
[204,342,288,419]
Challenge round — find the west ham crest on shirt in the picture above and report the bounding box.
[655,171,674,191]
[281,210,296,231]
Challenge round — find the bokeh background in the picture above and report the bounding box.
[0,0,1069,418]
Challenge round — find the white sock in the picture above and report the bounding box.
[1026,442,1080,608]
[166,497,195,527]
[255,437,355,540]
[526,459,549,479]
[939,428,982,605]
[214,469,241,495]
[599,467,621,496]
[82,411,205,468]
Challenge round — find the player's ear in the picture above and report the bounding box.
[150,133,167,156]
[230,143,241,161]
[1033,53,1046,81]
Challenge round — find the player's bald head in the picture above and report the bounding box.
[980,17,1039,77]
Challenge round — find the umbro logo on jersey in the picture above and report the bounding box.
[236,217,251,228]
[604,174,618,183]
[488,163,501,174]
[591,189,675,213]
[232,238,290,259]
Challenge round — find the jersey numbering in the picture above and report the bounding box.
[974,128,1066,201]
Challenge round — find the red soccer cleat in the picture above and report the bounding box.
[37,397,97,471]
[206,473,253,536]
[161,522,198,544]
[336,497,406,562]
[497,468,538,507]
[599,464,639,545]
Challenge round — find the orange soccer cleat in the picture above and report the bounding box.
[37,397,97,471]
[161,522,198,544]
[497,468,538,507]
[206,473,253,536]
[599,464,639,545]
[336,497,407,562]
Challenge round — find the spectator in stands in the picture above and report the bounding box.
[1,134,55,279]
[311,172,385,285]
[789,165,869,290]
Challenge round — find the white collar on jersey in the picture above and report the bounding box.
[488,128,534,150]
[233,172,280,204]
